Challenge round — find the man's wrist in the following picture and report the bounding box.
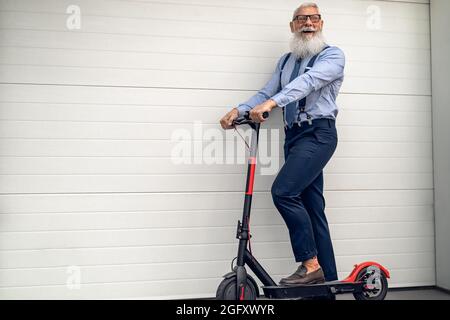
[234,106,246,117]
[270,95,285,108]
[267,99,278,110]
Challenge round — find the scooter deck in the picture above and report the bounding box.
[262,281,364,299]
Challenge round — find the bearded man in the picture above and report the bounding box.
[220,2,345,285]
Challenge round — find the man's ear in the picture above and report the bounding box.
[290,21,294,33]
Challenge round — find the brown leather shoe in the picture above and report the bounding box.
[279,265,325,286]
[279,265,307,284]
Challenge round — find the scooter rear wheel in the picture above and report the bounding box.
[353,266,389,300]
[216,276,258,300]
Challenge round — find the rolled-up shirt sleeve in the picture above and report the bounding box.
[271,47,345,108]
[236,53,290,117]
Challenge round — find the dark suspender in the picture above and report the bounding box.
[297,45,329,124]
[279,53,291,125]
[281,53,292,72]
[279,46,330,125]
[278,52,292,92]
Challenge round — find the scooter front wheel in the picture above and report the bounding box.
[216,275,258,300]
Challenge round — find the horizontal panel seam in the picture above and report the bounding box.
[0,253,436,271]
[0,237,435,251]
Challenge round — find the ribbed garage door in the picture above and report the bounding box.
[0,0,433,298]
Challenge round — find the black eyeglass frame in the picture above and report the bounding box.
[292,14,322,23]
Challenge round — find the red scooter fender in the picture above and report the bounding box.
[342,261,390,283]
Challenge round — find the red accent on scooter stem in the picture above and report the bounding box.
[239,286,245,300]
[245,157,257,195]
[341,261,391,283]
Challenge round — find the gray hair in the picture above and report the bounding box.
[292,2,320,19]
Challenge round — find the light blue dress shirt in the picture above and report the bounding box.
[236,45,345,126]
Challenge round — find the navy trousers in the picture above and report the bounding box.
[271,118,338,281]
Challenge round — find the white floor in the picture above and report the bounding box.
[255,287,450,300]
[337,288,450,300]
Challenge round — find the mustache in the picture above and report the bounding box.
[297,26,317,33]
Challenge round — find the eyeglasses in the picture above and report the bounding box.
[292,14,321,23]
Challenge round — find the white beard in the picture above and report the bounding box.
[289,30,327,59]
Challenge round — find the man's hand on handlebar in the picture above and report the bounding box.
[220,108,239,130]
[249,99,278,123]
[220,99,277,129]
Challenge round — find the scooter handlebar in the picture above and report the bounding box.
[233,111,269,126]
[244,111,269,120]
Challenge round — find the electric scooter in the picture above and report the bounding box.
[216,111,390,300]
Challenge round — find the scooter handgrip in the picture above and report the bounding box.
[243,111,270,120]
